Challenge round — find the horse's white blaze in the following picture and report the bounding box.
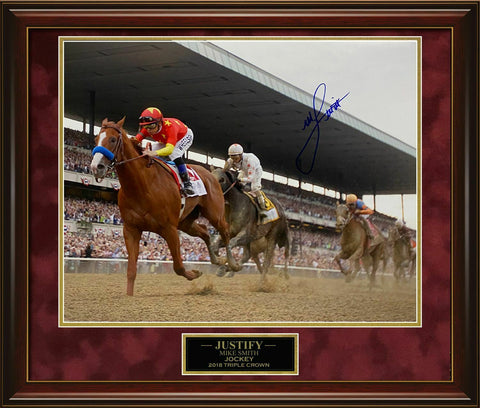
[96,130,107,147]
[90,152,105,170]
[90,131,108,172]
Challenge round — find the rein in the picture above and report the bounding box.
[115,153,148,166]
[222,180,238,196]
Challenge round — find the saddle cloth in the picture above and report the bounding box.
[153,158,207,197]
[366,219,379,237]
[245,191,280,225]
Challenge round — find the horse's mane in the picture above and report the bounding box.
[225,170,244,191]
[129,137,144,155]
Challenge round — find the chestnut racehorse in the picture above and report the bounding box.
[334,203,386,283]
[90,117,238,296]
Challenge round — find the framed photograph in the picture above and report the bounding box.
[1,1,478,407]
[60,36,421,328]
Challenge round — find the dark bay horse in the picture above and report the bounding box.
[90,117,238,295]
[210,168,290,281]
[334,203,385,283]
[388,226,416,281]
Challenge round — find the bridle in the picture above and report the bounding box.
[336,205,353,230]
[220,171,239,196]
[92,123,147,180]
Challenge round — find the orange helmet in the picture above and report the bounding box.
[139,107,163,125]
[346,194,358,204]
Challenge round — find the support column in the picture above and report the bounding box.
[401,193,405,222]
[89,90,96,137]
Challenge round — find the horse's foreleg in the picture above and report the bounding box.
[346,246,364,281]
[409,253,416,279]
[208,217,241,272]
[370,249,383,285]
[123,225,141,296]
[252,253,264,275]
[229,230,252,248]
[262,239,277,279]
[210,234,225,257]
[162,226,201,281]
[180,220,224,266]
[334,252,348,275]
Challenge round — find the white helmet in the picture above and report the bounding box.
[228,143,244,156]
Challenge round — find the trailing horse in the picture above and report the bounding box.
[387,226,416,281]
[90,117,238,296]
[334,202,386,283]
[210,168,290,281]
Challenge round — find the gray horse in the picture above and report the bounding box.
[334,203,386,283]
[211,168,290,281]
[387,226,416,281]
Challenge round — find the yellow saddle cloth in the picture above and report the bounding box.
[245,191,275,211]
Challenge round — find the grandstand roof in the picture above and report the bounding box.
[63,40,416,195]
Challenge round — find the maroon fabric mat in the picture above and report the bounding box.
[28,29,450,381]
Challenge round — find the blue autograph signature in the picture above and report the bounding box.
[296,83,349,175]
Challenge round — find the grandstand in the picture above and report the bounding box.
[63,127,409,271]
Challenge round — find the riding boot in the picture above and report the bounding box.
[255,191,268,210]
[180,171,194,196]
[361,218,374,240]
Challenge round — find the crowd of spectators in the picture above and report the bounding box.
[62,127,405,270]
[65,127,96,149]
[63,227,339,269]
[279,194,336,221]
[65,197,122,225]
[62,194,343,268]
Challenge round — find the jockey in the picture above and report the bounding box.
[395,219,416,256]
[223,143,267,210]
[346,194,374,240]
[135,107,194,196]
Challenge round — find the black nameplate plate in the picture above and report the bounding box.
[182,333,298,375]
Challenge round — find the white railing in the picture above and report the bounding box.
[63,257,343,278]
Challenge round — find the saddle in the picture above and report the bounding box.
[363,219,383,254]
[150,157,206,197]
[244,191,279,225]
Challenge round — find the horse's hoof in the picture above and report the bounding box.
[216,265,228,277]
[185,269,202,280]
[226,271,235,278]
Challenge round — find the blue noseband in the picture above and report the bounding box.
[92,146,115,161]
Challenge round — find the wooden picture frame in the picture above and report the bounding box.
[1,1,478,406]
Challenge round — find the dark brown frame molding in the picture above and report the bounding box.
[1,1,478,407]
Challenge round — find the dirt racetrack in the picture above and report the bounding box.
[63,266,418,325]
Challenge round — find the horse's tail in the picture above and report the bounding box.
[285,231,291,255]
[278,217,291,267]
[284,233,291,264]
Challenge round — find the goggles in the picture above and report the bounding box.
[142,123,159,130]
[139,116,155,123]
